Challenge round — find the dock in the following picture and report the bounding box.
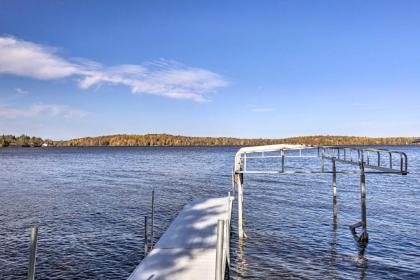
[128,196,233,280]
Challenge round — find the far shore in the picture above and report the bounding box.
[1,134,419,148]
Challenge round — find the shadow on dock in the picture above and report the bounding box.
[128,197,230,279]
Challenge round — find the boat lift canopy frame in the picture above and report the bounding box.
[232,144,408,243]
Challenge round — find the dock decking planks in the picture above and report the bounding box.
[128,196,233,280]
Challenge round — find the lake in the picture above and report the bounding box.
[0,146,419,279]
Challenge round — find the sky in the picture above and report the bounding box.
[0,0,419,140]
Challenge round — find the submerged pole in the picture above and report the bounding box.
[332,158,337,224]
[151,189,155,249]
[215,220,225,280]
[281,149,285,173]
[237,174,245,238]
[359,163,369,242]
[144,216,149,256]
[28,226,38,280]
[225,218,230,272]
[227,191,232,227]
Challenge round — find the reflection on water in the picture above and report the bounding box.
[357,243,368,280]
[235,237,246,277]
[0,146,419,279]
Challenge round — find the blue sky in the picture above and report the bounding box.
[0,0,419,140]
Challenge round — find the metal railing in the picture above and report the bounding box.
[234,144,316,175]
[321,146,408,175]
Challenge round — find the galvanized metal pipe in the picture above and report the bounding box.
[237,174,244,238]
[215,220,225,280]
[151,189,155,249]
[28,226,38,280]
[359,163,368,242]
[226,192,232,269]
[332,158,337,223]
[389,152,392,169]
[227,191,232,226]
[144,216,149,256]
[400,156,404,173]
[281,150,285,173]
[231,169,235,195]
[226,218,230,269]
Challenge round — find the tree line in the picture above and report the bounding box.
[0,134,45,147]
[1,134,419,147]
[56,134,419,146]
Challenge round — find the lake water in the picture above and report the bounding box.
[0,146,419,279]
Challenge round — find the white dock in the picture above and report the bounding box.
[128,196,233,280]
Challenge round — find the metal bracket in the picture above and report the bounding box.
[350,222,369,243]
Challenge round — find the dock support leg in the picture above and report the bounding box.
[332,158,337,224]
[215,220,225,280]
[359,165,368,243]
[281,150,285,173]
[236,174,245,239]
[350,163,369,243]
[151,189,155,249]
[28,226,38,280]
[144,216,149,256]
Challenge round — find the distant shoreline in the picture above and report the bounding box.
[2,145,420,149]
[1,134,419,147]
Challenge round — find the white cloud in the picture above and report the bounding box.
[251,107,274,113]
[0,37,80,79]
[15,88,28,95]
[0,36,228,102]
[0,103,87,119]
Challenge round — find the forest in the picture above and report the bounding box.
[53,134,420,146]
[1,134,419,147]
[0,134,46,147]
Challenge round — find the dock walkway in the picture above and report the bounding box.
[128,196,233,280]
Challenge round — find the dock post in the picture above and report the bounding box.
[359,162,368,243]
[28,226,38,280]
[215,220,225,280]
[332,158,337,224]
[231,169,235,196]
[226,192,231,269]
[144,216,149,256]
[237,174,245,239]
[321,149,325,172]
[151,189,155,249]
[281,149,285,173]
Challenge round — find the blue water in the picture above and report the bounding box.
[0,146,419,279]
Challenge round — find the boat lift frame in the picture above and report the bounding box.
[233,144,408,243]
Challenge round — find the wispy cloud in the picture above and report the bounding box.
[15,88,28,95]
[251,107,274,113]
[0,103,87,119]
[0,36,228,102]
